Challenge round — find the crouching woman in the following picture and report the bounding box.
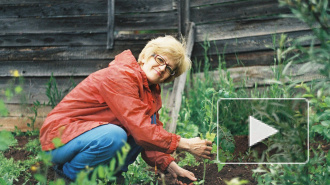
[39,36,212,184]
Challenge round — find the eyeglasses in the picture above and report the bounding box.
[152,54,176,76]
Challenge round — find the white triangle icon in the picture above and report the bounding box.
[249,116,278,147]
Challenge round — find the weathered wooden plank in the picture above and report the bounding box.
[195,17,311,42]
[0,77,85,104]
[193,30,316,56]
[190,0,245,7]
[0,60,112,77]
[0,17,107,34]
[0,44,146,61]
[194,63,326,88]
[191,0,290,24]
[4,104,52,117]
[0,117,45,132]
[0,12,177,34]
[192,50,278,71]
[0,32,176,47]
[0,0,108,18]
[0,103,52,131]
[107,0,115,49]
[166,22,195,133]
[115,0,174,13]
[115,11,178,31]
[0,0,174,17]
[0,33,108,47]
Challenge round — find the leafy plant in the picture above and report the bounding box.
[0,173,14,185]
[177,152,200,167]
[46,73,76,108]
[32,142,131,185]
[25,138,41,155]
[123,154,155,184]
[199,132,216,185]
[0,131,17,151]
[0,151,40,184]
[296,83,330,141]
[224,177,249,185]
[253,149,330,184]
[76,142,131,185]
[26,100,45,136]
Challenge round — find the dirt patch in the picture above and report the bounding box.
[3,135,38,161]
[2,135,55,185]
[173,162,258,185]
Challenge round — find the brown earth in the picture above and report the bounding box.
[3,135,55,185]
[3,135,328,185]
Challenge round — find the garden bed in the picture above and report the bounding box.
[1,135,263,185]
[1,130,329,185]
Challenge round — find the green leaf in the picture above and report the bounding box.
[221,140,235,153]
[206,132,216,142]
[5,88,13,99]
[311,125,324,134]
[324,97,330,107]
[217,163,225,172]
[34,173,47,184]
[302,94,314,98]
[97,166,105,179]
[0,131,17,151]
[0,100,9,117]
[52,137,64,148]
[14,86,23,94]
[321,120,330,127]
[110,158,116,171]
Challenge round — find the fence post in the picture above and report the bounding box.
[178,0,190,36]
[166,22,195,133]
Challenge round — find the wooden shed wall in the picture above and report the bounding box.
[190,0,316,68]
[0,0,179,103]
[0,0,316,131]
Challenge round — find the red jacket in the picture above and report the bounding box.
[39,50,180,171]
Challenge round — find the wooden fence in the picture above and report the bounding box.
[0,0,319,132]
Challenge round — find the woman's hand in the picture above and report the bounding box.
[177,137,213,159]
[167,161,196,184]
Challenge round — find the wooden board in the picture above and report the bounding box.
[0,43,146,62]
[166,22,195,133]
[195,17,312,42]
[0,60,112,77]
[193,30,317,56]
[193,63,326,88]
[0,13,177,34]
[0,117,45,132]
[190,0,243,7]
[0,32,169,47]
[0,0,174,17]
[0,77,85,104]
[191,0,290,24]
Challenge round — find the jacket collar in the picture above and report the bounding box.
[113,50,161,95]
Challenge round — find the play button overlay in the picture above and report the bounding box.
[249,116,278,147]
[216,98,309,164]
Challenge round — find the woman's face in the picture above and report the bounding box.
[140,54,175,85]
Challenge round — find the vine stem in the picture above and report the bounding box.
[203,159,206,185]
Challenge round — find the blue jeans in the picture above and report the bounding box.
[47,124,143,180]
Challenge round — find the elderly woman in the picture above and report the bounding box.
[39,36,212,183]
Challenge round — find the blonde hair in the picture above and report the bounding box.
[138,35,191,83]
